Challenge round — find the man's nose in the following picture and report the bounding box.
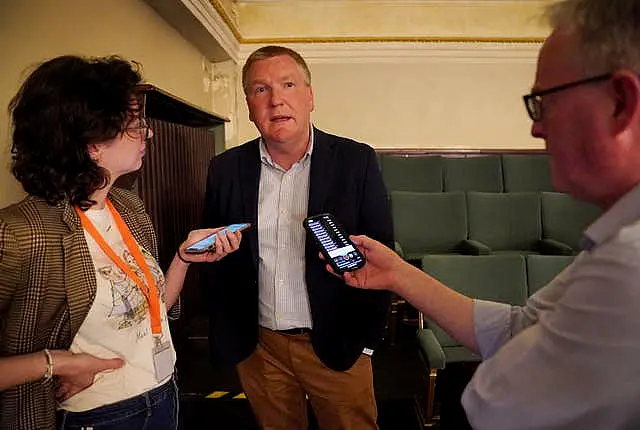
[270,87,284,104]
[530,121,545,140]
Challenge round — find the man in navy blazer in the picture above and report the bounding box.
[202,45,393,430]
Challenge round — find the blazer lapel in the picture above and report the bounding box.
[308,128,336,215]
[61,201,97,337]
[240,141,261,267]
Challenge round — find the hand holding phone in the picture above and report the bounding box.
[184,223,251,254]
[303,213,366,274]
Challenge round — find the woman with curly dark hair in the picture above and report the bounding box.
[0,55,242,429]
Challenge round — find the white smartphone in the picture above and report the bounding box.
[184,223,251,254]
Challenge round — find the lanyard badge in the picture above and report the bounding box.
[152,335,173,382]
[76,200,172,381]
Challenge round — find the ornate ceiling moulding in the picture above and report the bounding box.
[239,36,544,44]
[209,0,242,41]
[237,40,541,65]
[210,0,547,45]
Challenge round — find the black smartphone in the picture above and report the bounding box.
[303,213,366,274]
[184,223,251,254]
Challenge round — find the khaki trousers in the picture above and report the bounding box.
[236,327,378,430]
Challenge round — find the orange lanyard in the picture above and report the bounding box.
[75,200,163,336]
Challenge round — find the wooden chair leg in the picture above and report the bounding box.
[425,368,438,426]
[388,302,398,346]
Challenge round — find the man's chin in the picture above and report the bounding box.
[265,130,298,145]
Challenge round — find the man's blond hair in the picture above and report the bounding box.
[242,46,311,94]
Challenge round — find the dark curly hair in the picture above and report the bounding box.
[8,55,143,209]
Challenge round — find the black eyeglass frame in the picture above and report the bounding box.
[522,73,612,122]
[123,93,150,141]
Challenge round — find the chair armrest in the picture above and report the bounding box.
[395,245,424,268]
[538,238,574,255]
[455,239,491,255]
[416,328,446,370]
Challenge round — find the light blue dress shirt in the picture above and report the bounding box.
[257,131,314,331]
[463,184,640,430]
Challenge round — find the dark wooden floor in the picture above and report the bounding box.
[174,314,475,430]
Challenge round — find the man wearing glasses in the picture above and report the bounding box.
[324,0,640,429]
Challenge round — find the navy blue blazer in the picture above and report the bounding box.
[202,128,394,371]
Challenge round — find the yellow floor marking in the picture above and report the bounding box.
[206,391,229,398]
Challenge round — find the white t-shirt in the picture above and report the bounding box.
[60,207,176,412]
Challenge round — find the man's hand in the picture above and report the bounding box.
[324,235,408,291]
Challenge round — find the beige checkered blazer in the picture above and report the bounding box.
[0,188,161,429]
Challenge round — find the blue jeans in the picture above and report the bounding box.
[57,377,179,430]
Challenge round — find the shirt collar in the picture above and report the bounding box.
[259,125,314,170]
[580,183,640,251]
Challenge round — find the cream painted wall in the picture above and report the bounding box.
[0,0,213,207]
[236,43,544,150]
[236,0,552,40]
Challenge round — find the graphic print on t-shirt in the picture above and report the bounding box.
[95,247,166,332]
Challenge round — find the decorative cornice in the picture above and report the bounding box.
[144,0,240,61]
[239,36,544,44]
[238,41,541,64]
[183,0,239,61]
[209,0,545,45]
[209,0,242,42]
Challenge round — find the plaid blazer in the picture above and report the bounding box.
[0,188,159,430]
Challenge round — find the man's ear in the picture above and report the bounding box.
[611,71,640,135]
[247,96,254,122]
[309,85,315,112]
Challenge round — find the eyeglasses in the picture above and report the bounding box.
[523,73,612,122]
[124,119,151,141]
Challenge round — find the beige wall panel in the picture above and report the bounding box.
[237,1,551,40]
[236,45,543,150]
[0,0,211,207]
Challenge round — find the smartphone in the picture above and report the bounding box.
[184,223,251,253]
[303,213,366,274]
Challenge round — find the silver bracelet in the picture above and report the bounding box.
[42,348,54,382]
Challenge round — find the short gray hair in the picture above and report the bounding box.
[546,0,640,74]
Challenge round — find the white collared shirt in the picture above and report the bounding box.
[256,130,314,331]
[462,183,640,429]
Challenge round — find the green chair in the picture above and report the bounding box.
[526,254,575,295]
[465,191,570,255]
[502,154,554,192]
[391,191,471,262]
[540,192,602,254]
[466,192,542,254]
[380,154,443,192]
[443,155,503,192]
[417,254,528,425]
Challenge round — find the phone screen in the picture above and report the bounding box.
[184,223,250,253]
[304,214,365,274]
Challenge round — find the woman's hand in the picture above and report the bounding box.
[178,227,242,264]
[54,351,124,402]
